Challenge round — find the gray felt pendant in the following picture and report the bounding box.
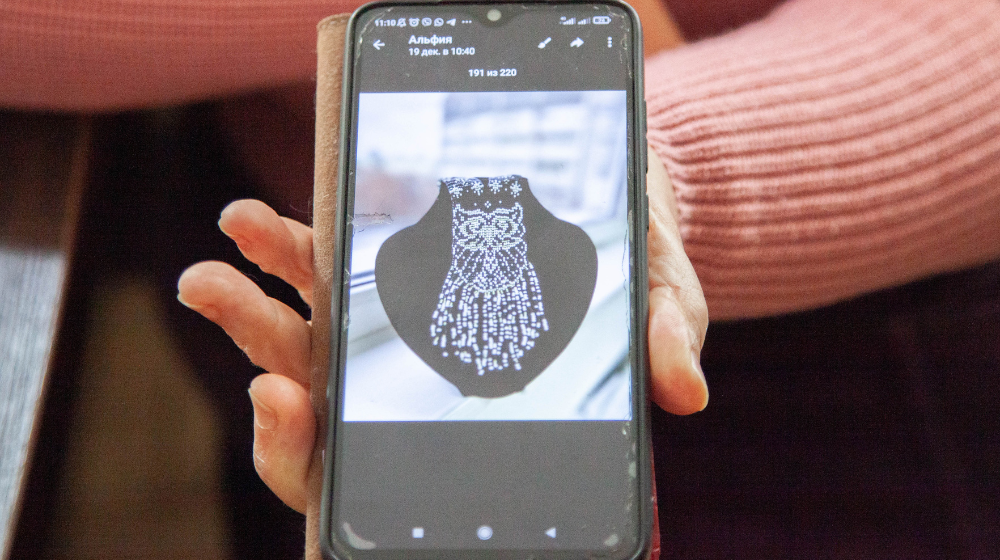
[375,175,597,397]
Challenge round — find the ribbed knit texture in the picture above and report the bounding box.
[647,0,1000,319]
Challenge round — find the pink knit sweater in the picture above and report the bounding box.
[647,0,1000,318]
[4,0,999,320]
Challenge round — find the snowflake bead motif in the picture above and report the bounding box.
[430,175,549,376]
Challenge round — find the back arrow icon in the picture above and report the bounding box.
[373,40,385,50]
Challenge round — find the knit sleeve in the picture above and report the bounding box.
[646,0,1000,319]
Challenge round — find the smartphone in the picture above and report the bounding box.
[321,2,650,558]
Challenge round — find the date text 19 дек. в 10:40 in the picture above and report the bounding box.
[409,47,475,56]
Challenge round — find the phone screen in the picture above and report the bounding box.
[325,3,648,559]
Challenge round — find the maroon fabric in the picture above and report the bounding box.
[652,259,1000,558]
[665,0,784,40]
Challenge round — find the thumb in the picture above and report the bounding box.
[646,148,709,414]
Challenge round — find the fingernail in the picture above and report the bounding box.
[176,292,199,312]
[248,387,278,430]
[177,293,220,322]
[217,205,236,235]
[252,448,267,470]
[690,349,706,383]
[217,207,250,243]
[219,223,247,246]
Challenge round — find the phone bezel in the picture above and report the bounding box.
[320,2,651,558]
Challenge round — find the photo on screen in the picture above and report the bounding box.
[343,90,632,421]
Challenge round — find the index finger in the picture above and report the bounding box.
[218,199,315,306]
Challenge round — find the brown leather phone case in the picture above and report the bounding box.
[307,13,349,560]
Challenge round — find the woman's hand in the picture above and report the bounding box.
[176,148,708,512]
[177,200,318,512]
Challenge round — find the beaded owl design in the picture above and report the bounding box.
[430,175,549,376]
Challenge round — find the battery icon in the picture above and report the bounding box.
[593,15,612,24]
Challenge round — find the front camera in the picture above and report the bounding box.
[486,8,502,21]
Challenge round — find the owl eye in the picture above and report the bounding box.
[459,216,485,237]
[492,217,512,236]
